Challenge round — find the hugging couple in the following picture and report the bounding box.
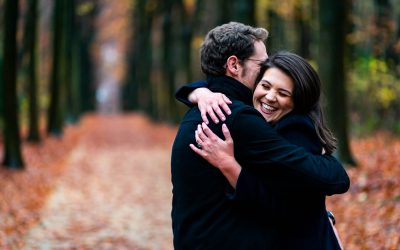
[171,21,349,250]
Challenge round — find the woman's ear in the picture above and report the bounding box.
[226,56,240,77]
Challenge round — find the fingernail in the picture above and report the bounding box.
[222,116,226,121]
[227,111,231,115]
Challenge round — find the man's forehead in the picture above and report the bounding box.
[253,40,268,59]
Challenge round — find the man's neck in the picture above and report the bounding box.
[224,73,252,90]
[207,75,253,106]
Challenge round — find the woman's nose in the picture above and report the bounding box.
[266,91,276,102]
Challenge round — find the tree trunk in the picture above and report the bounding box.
[217,0,232,24]
[79,38,96,112]
[137,0,153,115]
[25,0,40,142]
[47,0,66,136]
[122,0,153,113]
[0,37,3,122]
[65,0,80,124]
[77,0,97,112]
[2,0,24,168]
[178,0,197,85]
[373,0,392,59]
[232,0,255,26]
[161,0,177,121]
[267,9,287,53]
[318,0,356,166]
[392,15,400,73]
[122,9,139,112]
[294,4,311,59]
[0,0,2,121]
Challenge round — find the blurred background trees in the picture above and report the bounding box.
[2,0,24,168]
[318,0,355,164]
[0,0,399,167]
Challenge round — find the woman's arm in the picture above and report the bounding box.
[190,122,300,213]
[190,116,324,190]
[175,81,232,124]
[274,114,323,155]
[175,80,208,107]
[191,115,348,194]
[189,89,232,124]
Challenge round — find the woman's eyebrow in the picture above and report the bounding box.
[260,79,271,85]
[260,79,292,95]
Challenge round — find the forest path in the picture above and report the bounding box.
[3,113,398,249]
[22,114,177,249]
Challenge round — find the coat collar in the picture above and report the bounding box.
[206,75,253,106]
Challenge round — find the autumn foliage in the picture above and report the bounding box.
[0,114,399,249]
[327,132,400,250]
[0,122,81,248]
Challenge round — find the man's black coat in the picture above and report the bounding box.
[171,75,349,249]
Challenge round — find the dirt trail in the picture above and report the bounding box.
[22,114,177,249]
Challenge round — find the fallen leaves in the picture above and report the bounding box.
[0,115,398,249]
[0,113,177,249]
[0,122,82,249]
[327,131,400,250]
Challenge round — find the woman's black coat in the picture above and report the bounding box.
[230,113,343,249]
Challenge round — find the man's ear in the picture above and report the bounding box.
[226,56,240,76]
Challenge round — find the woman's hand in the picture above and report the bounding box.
[188,88,232,124]
[189,123,241,188]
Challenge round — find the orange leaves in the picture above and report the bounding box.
[0,123,81,248]
[0,113,176,248]
[327,131,400,250]
[1,114,398,249]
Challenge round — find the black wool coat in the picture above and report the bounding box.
[229,113,343,250]
[171,76,349,250]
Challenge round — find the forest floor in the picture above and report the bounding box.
[0,113,399,250]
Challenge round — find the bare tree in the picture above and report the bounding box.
[47,0,67,136]
[2,0,24,168]
[24,0,40,142]
[318,0,356,166]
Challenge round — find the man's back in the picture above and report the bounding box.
[171,104,269,250]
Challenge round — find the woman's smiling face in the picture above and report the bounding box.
[252,67,295,123]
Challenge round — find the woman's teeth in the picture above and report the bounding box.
[262,103,277,111]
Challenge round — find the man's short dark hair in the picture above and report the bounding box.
[200,22,269,76]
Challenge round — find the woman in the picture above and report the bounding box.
[176,51,344,249]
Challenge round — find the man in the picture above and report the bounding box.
[171,22,349,249]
